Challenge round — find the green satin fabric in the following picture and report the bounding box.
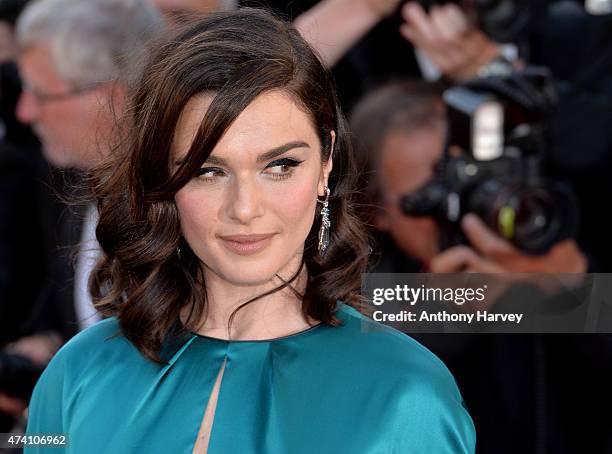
[25,301,475,453]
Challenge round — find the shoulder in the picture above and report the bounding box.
[35,317,139,390]
[26,317,135,434]
[332,302,476,452]
[55,317,131,361]
[333,302,455,383]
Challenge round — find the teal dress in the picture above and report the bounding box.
[25,301,476,453]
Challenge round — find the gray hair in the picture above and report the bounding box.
[16,0,165,87]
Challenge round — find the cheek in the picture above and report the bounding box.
[59,98,103,131]
[175,187,219,240]
[42,106,88,147]
[271,180,317,233]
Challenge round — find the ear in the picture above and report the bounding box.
[318,130,335,197]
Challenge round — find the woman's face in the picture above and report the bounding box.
[172,90,333,286]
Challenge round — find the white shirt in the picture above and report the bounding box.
[74,204,102,330]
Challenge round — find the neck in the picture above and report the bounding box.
[185,256,318,340]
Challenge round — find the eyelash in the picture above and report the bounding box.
[196,158,304,182]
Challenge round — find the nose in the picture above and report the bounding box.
[16,90,39,125]
[226,175,265,224]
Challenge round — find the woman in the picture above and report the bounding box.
[25,9,475,453]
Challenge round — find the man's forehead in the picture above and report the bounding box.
[382,129,443,164]
[18,44,66,86]
[379,129,444,196]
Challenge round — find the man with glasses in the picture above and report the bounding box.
[16,0,163,170]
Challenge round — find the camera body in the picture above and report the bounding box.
[401,66,578,254]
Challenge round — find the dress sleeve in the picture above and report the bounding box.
[24,352,67,454]
[393,355,476,453]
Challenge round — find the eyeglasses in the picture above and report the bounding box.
[21,81,104,104]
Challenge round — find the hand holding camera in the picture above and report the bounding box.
[429,213,587,273]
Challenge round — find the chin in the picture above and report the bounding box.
[42,148,64,167]
[216,265,284,287]
[208,250,302,287]
[43,145,73,169]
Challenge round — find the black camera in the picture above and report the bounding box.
[401,66,578,254]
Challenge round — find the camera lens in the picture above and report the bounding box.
[468,181,573,254]
[512,188,560,252]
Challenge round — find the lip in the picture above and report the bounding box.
[218,233,276,255]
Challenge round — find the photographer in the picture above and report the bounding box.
[399,1,612,272]
[351,80,587,274]
[351,78,612,454]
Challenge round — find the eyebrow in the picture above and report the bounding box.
[176,141,310,166]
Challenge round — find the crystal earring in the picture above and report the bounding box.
[317,186,331,256]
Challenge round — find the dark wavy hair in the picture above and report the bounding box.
[89,8,370,363]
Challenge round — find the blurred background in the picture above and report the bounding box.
[0,0,611,452]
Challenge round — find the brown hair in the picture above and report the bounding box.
[89,8,370,362]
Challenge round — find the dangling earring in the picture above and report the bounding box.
[317,186,331,256]
[176,245,182,260]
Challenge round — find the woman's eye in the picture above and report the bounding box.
[265,158,304,179]
[196,167,225,180]
[194,159,303,182]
